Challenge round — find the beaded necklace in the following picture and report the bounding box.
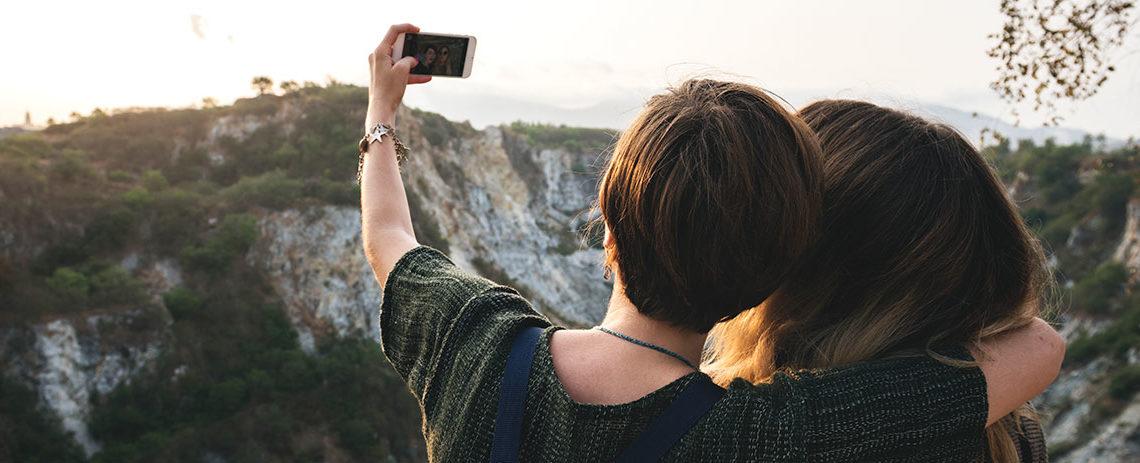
[593,326,700,372]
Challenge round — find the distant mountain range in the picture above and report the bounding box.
[405,91,1128,149]
[916,104,1125,148]
[4,93,1128,149]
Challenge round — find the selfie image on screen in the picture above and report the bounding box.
[403,34,468,77]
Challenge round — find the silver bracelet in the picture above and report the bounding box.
[357,123,409,183]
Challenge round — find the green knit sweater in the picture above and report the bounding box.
[380,247,988,462]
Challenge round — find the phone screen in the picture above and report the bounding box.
[400,33,470,77]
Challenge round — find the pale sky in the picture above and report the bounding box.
[2,0,1138,138]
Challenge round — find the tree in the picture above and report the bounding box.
[279,80,299,93]
[251,76,274,96]
[989,0,1135,125]
[201,97,218,108]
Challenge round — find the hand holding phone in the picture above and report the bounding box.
[392,32,477,78]
[367,24,431,128]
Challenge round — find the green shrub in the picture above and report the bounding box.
[218,214,258,250]
[272,142,300,168]
[405,189,450,254]
[107,170,134,183]
[122,187,153,211]
[1065,296,1140,365]
[181,214,258,276]
[412,108,477,146]
[337,418,379,457]
[506,121,616,153]
[207,377,248,415]
[0,377,87,463]
[45,268,88,305]
[305,179,358,206]
[50,148,94,180]
[221,170,302,210]
[1109,365,1140,400]
[84,206,138,253]
[141,170,169,191]
[31,243,89,276]
[150,187,205,255]
[163,287,200,320]
[166,146,209,185]
[0,133,51,159]
[89,266,146,307]
[231,96,280,117]
[1071,262,1129,314]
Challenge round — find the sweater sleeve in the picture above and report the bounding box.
[379,246,551,418]
[777,346,989,461]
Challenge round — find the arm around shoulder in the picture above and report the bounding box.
[969,317,1065,427]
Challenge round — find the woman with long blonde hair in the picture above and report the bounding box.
[706,99,1054,462]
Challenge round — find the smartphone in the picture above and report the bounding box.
[392,32,477,78]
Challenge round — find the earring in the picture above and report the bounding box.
[603,265,612,281]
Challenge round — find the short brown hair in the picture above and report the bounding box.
[598,79,823,333]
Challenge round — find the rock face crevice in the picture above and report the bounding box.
[394,119,611,325]
[2,310,165,455]
[252,206,382,352]
[1113,198,1140,277]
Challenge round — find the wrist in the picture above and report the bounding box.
[366,103,397,128]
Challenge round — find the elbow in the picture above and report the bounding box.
[361,229,419,288]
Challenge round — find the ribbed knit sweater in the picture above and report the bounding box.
[380,247,988,462]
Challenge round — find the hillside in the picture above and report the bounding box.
[987,138,1140,461]
[1,83,1138,462]
[0,83,613,462]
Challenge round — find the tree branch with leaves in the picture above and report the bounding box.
[989,0,1135,126]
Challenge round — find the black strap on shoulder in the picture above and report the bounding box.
[489,325,545,463]
[614,375,726,462]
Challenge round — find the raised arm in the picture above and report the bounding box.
[361,24,432,288]
[970,317,1065,426]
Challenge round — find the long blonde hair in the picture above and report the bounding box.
[704,100,1050,462]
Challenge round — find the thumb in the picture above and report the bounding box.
[394,56,418,73]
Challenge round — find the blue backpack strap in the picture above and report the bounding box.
[615,375,726,462]
[489,325,545,463]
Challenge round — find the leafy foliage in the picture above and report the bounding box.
[1065,294,1140,365]
[1109,365,1140,400]
[412,108,477,147]
[505,121,616,153]
[0,377,87,463]
[1071,262,1128,314]
[991,139,1138,279]
[989,0,1134,124]
[251,76,274,96]
[181,214,258,277]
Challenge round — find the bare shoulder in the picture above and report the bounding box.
[549,329,694,405]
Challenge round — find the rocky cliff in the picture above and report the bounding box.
[1031,197,1140,463]
[3,88,1137,460]
[0,97,613,459]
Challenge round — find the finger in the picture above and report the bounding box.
[408,75,432,85]
[394,56,418,72]
[377,23,420,54]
